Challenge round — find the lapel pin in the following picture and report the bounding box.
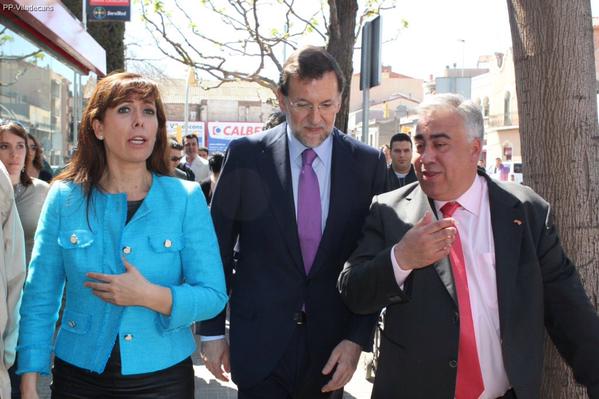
[513,219,523,225]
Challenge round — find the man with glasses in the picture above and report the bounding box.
[168,138,195,181]
[199,46,387,398]
[182,133,209,182]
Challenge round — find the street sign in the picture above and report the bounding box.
[87,0,130,22]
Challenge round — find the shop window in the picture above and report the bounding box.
[503,142,513,161]
[0,22,90,166]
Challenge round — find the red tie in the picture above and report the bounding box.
[441,202,484,399]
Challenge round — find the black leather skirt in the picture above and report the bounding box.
[50,341,194,399]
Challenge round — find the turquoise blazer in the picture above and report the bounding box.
[17,175,227,375]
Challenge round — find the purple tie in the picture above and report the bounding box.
[297,149,322,275]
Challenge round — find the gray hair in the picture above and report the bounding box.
[416,94,484,141]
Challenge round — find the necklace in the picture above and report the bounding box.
[13,183,26,197]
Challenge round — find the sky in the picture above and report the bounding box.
[126,0,599,82]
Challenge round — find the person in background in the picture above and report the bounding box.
[384,133,417,192]
[338,94,599,398]
[25,134,52,183]
[0,123,49,264]
[379,144,391,165]
[198,146,209,160]
[182,134,209,182]
[0,162,26,399]
[263,110,286,130]
[489,157,509,181]
[200,152,224,205]
[167,138,195,181]
[16,72,227,399]
[0,122,47,398]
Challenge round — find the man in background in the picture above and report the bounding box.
[384,133,417,192]
[181,134,209,182]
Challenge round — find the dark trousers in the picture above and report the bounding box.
[8,361,20,399]
[238,324,343,399]
[50,341,194,399]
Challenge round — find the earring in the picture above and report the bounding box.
[98,135,104,140]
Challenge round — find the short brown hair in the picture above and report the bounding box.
[278,46,345,96]
[0,122,32,186]
[56,72,169,197]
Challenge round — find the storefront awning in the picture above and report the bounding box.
[1,0,106,76]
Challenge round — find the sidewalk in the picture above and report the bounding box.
[36,336,373,398]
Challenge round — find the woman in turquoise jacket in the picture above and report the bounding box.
[17,72,227,398]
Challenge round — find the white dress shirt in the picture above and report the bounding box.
[391,176,511,398]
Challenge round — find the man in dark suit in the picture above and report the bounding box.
[338,94,599,399]
[200,46,387,398]
[385,133,417,192]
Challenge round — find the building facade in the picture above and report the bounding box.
[0,0,105,165]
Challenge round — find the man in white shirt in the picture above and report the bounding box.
[338,94,599,399]
[181,134,209,182]
[0,162,26,399]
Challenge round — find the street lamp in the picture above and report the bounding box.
[457,39,466,77]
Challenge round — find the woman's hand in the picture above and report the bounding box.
[85,258,172,315]
[20,372,39,399]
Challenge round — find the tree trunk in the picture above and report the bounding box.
[326,0,358,133]
[62,0,125,74]
[507,0,599,397]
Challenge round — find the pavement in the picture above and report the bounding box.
[36,336,373,398]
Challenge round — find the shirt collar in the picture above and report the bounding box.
[286,124,333,165]
[435,174,485,217]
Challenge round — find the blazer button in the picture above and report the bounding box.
[67,320,76,328]
[122,246,132,255]
[124,334,133,341]
[449,360,457,368]
[164,239,172,248]
[70,234,79,245]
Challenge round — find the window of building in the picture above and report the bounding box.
[483,97,490,117]
[502,142,513,161]
[504,91,511,125]
[0,22,90,166]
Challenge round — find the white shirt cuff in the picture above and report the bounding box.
[390,244,412,289]
[200,335,225,341]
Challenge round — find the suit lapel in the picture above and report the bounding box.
[488,179,523,337]
[257,125,305,275]
[309,130,353,277]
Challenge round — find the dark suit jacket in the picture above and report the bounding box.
[200,123,387,391]
[338,171,599,399]
[384,164,417,192]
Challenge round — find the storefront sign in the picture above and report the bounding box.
[208,122,263,152]
[87,0,130,22]
[167,121,205,147]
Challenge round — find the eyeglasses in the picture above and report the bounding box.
[170,155,184,162]
[285,98,339,115]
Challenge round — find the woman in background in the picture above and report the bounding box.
[25,134,52,183]
[17,72,227,399]
[0,122,49,264]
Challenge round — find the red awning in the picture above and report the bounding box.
[1,0,106,76]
